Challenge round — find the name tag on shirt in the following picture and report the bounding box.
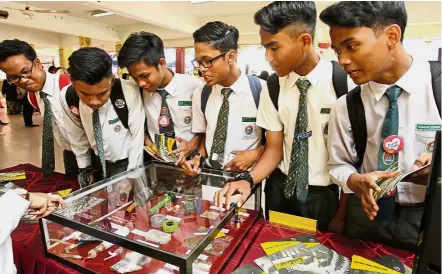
[178,101,192,106]
[108,117,120,124]
[242,117,256,122]
[415,124,442,131]
[297,130,312,141]
[320,108,331,114]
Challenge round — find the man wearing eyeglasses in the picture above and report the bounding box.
[117,32,204,166]
[0,39,81,177]
[184,21,267,176]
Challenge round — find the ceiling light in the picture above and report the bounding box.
[189,0,212,4]
[91,10,114,17]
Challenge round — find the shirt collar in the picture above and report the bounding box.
[215,70,247,95]
[40,71,55,97]
[161,69,177,96]
[368,55,420,101]
[283,56,327,89]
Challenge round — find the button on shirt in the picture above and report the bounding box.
[257,58,355,186]
[143,73,203,142]
[192,72,265,166]
[79,80,145,170]
[328,57,441,204]
[36,71,73,152]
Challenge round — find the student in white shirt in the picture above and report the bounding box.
[117,32,203,164]
[320,1,440,250]
[214,2,353,231]
[0,189,65,274]
[187,21,266,176]
[67,47,145,179]
[0,39,82,177]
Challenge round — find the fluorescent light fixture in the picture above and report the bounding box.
[189,0,212,4]
[91,11,114,17]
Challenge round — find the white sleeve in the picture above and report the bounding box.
[60,86,91,169]
[192,85,207,133]
[0,191,29,245]
[256,82,283,131]
[327,96,360,193]
[126,82,145,170]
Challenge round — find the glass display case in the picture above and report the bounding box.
[39,161,261,274]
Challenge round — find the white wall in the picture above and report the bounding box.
[0,23,61,47]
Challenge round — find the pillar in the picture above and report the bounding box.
[58,46,72,69]
[176,47,185,74]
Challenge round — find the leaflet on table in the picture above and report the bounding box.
[0,170,26,182]
[260,234,317,256]
[374,163,431,200]
[349,255,410,274]
[144,134,179,163]
[268,242,350,274]
[232,264,265,274]
[256,234,318,273]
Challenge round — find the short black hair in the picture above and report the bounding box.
[193,21,239,51]
[48,65,56,73]
[320,1,407,42]
[254,1,316,39]
[118,31,165,69]
[0,39,37,62]
[68,47,112,85]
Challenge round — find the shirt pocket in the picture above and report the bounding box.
[178,106,193,131]
[413,127,439,156]
[108,115,127,145]
[241,117,259,139]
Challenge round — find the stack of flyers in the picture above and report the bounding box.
[144,134,180,163]
[349,255,411,274]
[0,170,26,182]
[267,242,350,273]
[255,234,320,274]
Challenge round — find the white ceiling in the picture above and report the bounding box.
[20,1,142,26]
[0,1,440,48]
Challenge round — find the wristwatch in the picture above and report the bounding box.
[187,151,201,160]
[13,188,29,201]
[187,151,205,163]
[234,171,255,190]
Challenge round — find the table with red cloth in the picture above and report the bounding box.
[4,164,416,274]
[4,164,260,274]
[225,218,417,273]
[3,164,81,274]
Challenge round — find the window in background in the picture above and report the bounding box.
[184,47,196,75]
[237,45,274,77]
[165,48,177,72]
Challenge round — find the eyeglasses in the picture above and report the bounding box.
[6,61,35,84]
[192,51,229,69]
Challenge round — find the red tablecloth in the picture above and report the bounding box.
[5,164,259,274]
[3,164,80,274]
[233,218,416,271]
[5,164,416,273]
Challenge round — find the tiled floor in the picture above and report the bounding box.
[0,108,65,173]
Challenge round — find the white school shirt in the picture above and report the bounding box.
[79,80,145,170]
[143,73,203,142]
[257,58,355,186]
[192,72,265,167]
[328,57,441,204]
